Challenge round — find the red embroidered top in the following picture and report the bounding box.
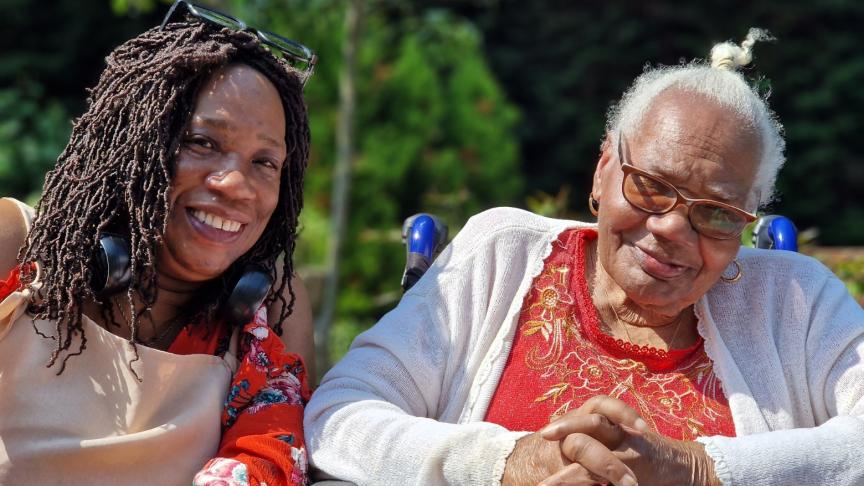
[1,266,309,486]
[484,229,736,440]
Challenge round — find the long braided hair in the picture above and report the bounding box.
[18,21,310,373]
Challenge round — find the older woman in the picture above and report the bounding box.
[0,2,316,484]
[305,30,864,485]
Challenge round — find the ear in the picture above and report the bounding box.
[592,132,616,201]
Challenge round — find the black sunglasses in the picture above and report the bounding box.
[160,0,317,88]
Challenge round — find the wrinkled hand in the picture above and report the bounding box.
[502,428,638,486]
[537,396,721,486]
[502,394,642,486]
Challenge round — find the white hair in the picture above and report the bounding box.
[606,28,785,208]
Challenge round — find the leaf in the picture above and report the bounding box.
[523,320,546,336]
[534,383,569,403]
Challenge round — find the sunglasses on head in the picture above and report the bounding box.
[161,0,317,88]
[616,134,757,240]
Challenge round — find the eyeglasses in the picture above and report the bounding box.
[161,0,317,88]
[617,134,757,240]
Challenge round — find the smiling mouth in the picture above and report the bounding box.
[190,209,244,233]
[634,246,689,279]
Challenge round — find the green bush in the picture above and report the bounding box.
[0,82,70,204]
[823,257,864,306]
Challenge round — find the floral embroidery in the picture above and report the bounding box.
[485,229,735,440]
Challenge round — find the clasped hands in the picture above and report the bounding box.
[502,396,721,486]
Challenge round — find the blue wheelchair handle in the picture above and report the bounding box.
[401,214,449,292]
[408,215,437,260]
[752,215,798,252]
[768,217,798,252]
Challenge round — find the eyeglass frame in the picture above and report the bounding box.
[616,134,757,240]
[160,0,317,88]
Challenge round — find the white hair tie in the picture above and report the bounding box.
[711,27,774,71]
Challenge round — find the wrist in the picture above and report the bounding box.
[502,433,562,486]
[677,440,722,486]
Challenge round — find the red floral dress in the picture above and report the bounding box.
[1,266,310,486]
[485,229,735,440]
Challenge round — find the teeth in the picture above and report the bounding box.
[192,209,243,233]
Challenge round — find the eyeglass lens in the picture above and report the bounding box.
[623,172,747,239]
[256,31,313,66]
[186,3,244,28]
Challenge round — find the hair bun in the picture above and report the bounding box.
[710,27,774,71]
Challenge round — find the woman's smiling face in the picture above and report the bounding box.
[159,63,287,283]
[592,89,762,315]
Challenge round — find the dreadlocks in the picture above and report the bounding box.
[18,21,310,373]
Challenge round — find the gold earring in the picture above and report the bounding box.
[588,194,600,216]
[721,259,742,283]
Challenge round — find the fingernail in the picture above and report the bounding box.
[621,474,638,486]
[634,418,648,432]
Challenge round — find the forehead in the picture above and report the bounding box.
[191,64,286,142]
[627,90,761,204]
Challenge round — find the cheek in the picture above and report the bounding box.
[167,156,201,203]
[600,195,648,241]
[697,240,740,279]
[262,180,281,218]
[250,181,282,234]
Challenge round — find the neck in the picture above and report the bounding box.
[586,240,696,349]
[85,271,206,348]
[145,271,206,328]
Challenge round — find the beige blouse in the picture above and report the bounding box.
[0,198,238,485]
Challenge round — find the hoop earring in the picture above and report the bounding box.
[588,194,600,216]
[721,259,742,283]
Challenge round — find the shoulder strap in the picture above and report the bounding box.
[1,197,35,232]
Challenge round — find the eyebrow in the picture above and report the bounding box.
[642,161,743,203]
[619,136,742,203]
[194,116,286,150]
[257,132,285,149]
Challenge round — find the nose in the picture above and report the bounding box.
[644,203,696,243]
[205,165,255,201]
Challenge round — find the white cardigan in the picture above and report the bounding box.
[305,207,864,486]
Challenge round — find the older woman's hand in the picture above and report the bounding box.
[503,395,643,486]
[538,396,722,486]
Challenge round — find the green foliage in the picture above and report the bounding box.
[811,252,864,306]
[0,82,70,204]
[525,186,572,219]
[342,9,521,343]
[831,258,864,304]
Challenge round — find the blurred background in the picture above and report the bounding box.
[2,0,863,375]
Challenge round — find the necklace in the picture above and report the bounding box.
[115,299,188,350]
[600,283,686,351]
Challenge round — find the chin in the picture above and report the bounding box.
[622,272,693,305]
[159,253,233,283]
